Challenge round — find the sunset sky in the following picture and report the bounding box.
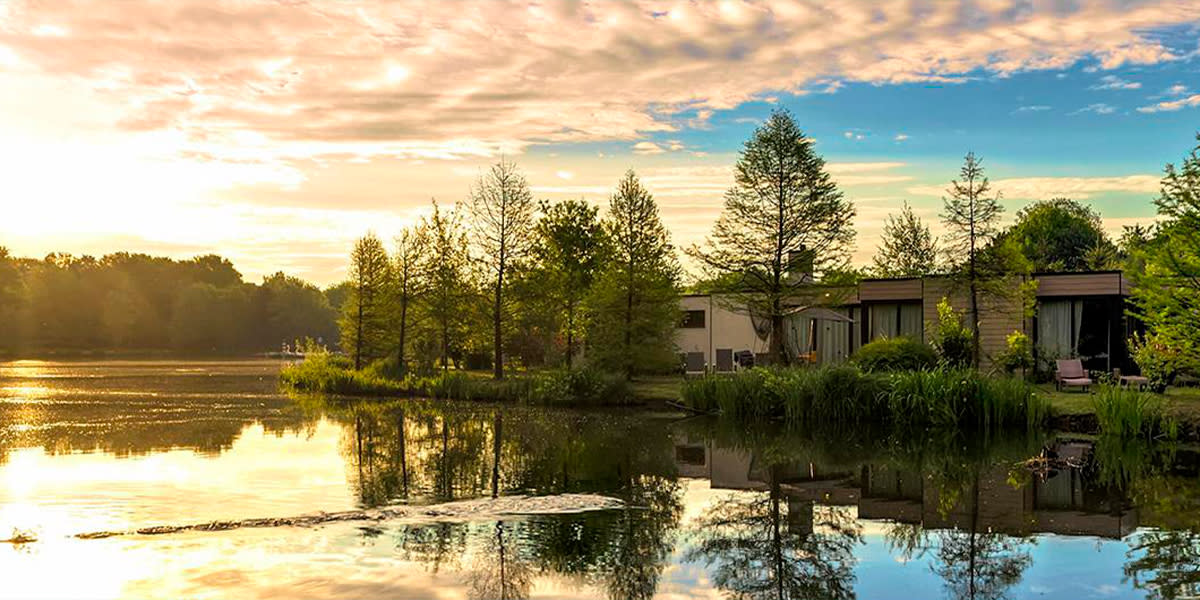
[2,0,1199,286]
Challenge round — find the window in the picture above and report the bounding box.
[680,309,706,329]
[868,302,923,341]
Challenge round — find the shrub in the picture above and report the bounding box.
[929,298,974,368]
[994,330,1034,376]
[1130,331,1180,393]
[1091,385,1177,440]
[851,337,937,372]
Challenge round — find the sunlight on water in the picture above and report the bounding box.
[0,359,1196,599]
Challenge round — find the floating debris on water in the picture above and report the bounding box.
[2,529,37,545]
[70,494,624,541]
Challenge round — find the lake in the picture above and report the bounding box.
[1,360,1197,599]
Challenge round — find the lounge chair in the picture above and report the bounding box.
[1055,359,1093,392]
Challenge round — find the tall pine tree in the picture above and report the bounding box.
[588,171,680,379]
[688,109,855,364]
[941,152,1005,369]
[340,233,391,369]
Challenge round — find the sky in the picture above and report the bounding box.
[1,0,1199,286]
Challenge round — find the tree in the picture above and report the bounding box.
[0,247,25,351]
[688,109,855,365]
[1002,198,1115,272]
[420,200,475,372]
[1131,137,1200,374]
[873,201,938,277]
[469,159,536,380]
[259,272,338,348]
[530,199,608,369]
[941,152,1006,369]
[392,224,428,374]
[589,171,681,379]
[340,233,392,370]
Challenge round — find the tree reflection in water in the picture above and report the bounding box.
[467,521,533,600]
[686,467,862,600]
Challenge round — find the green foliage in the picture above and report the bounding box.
[417,200,477,371]
[680,366,1048,432]
[887,368,1049,431]
[687,109,855,364]
[469,158,536,379]
[1091,385,1178,440]
[994,330,1034,376]
[0,251,337,354]
[1131,137,1200,375]
[851,336,938,372]
[1130,331,1182,393]
[339,233,392,369]
[929,298,974,368]
[1003,197,1116,272]
[529,198,609,368]
[873,201,938,277]
[587,171,681,378]
[281,352,634,406]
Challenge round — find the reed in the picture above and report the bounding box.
[281,353,633,406]
[681,366,1048,432]
[1091,385,1178,440]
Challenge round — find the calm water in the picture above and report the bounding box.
[1,360,1198,599]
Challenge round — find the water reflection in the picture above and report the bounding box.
[5,361,1200,599]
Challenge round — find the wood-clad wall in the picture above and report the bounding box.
[923,279,1025,370]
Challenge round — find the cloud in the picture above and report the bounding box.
[908,175,1160,200]
[632,141,666,155]
[1014,105,1052,113]
[1069,103,1118,115]
[843,131,866,141]
[0,0,1194,165]
[893,134,909,141]
[1137,93,1200,113]
[1090,74,1142,90]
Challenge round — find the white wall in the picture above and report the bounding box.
[675,295,771,368]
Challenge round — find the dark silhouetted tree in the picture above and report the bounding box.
[340,233,391,369]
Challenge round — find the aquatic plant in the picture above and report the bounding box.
[681,366,1048,432]
[281,353,633,406]
[1091,385,1178,440]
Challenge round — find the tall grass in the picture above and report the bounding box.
[281,353,633,406]
[1091,385,1178,440]
[887,369,1049,431]
[681,366,1048,432]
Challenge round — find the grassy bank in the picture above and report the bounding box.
[279,352,636,406]
[681,366,1049,431]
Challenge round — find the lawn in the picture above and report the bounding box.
[1040,383,1200,422]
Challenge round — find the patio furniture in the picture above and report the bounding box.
[1114,368,1150,390]
[1055,359,1093,392]
[733,350,754,370]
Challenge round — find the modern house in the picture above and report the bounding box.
[676,270,1135,373]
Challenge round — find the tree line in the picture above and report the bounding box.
[338,165,680,379]
[0,251,339,354]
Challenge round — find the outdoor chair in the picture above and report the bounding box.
[1055,359,1093,392]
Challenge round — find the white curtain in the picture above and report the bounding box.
[870,304,899,340]
[1038,300,1074,361]
[899,304,923,340]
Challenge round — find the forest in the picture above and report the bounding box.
[0,251,339,354]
